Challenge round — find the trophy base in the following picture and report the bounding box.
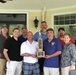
[37,51,45,57]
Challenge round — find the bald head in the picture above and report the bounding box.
[27,31,33,41]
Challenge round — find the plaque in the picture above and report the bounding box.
[37,32,45,57]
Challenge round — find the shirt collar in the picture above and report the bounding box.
[26,40,34,44]
[47,37,55,43]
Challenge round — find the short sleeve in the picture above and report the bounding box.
[56,39,62,52]
[4,38,11,50]
[33,32,39,41]
[20,42,29,55]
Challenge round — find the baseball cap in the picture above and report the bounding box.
[2,25,8,29]
[58,28,65,32]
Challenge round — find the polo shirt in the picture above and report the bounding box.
[20,40,38,63]
[0,34,8,59]
[33,32,47,41]
[43,38,62,68]
[4,37,23,61]
[18,35,27,43]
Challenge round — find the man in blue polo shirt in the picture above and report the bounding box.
[43,28,62,75]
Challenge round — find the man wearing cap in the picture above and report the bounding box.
[58,27,75,45]
[19,26,27,43]
[0,25,8,75]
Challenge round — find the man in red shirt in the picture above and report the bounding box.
[58,28,75,45]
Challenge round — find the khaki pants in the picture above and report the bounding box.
[44,67,59,75]
[0,59,6,75]
[61,66,70,75]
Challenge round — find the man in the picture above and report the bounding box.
[43,28,62,75]
[58,27,75,45]
[3,28,23,75]
[19,26,27,42]
[34,21,48,41]
[33,21,48,75]
[21,31,40,75]
[18,26,27,75]
[0,25,8,75]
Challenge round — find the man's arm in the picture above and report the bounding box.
[45,51,61,59]
[3,49,10,63]
[21,53,36,58]
[70,44,76,70]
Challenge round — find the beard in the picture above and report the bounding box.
[59,34,64,38]
[41,29,47,32]
[23,33,27,36]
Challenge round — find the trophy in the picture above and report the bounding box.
[37,32,45,57]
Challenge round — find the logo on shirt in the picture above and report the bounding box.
[51,42,55,45]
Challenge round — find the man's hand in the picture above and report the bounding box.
[45,55,51,59]
[31,54,36,58]
[8,60,11,63]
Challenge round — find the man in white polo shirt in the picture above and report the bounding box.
[20,31,40,75]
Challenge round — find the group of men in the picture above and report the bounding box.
[0,21,75,75]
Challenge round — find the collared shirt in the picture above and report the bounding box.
[20,40,38,63]
[43,38,62,68]
[4,37,23,61]
[18,35,27,43]
[61,42,76,68]
[33,32,47,41]
[0,34,8,59]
